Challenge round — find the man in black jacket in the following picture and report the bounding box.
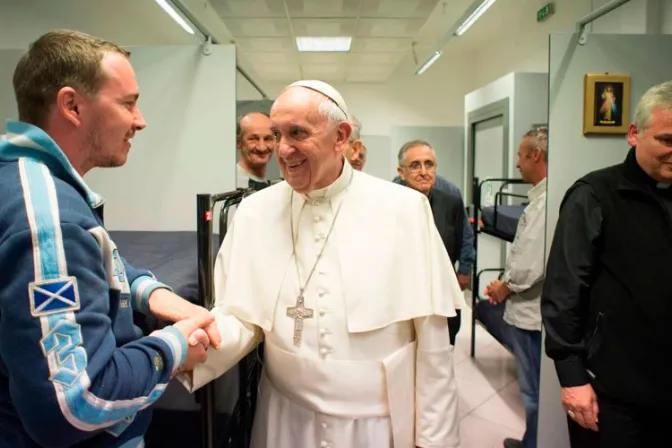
[397,139,467,345]
[541,80,672,447]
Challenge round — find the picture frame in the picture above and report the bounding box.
[583,73,631,135]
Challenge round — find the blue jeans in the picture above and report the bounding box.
[474,301,513,350]
[509,326,542,448]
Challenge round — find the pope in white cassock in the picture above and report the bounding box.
[178,80,463,448]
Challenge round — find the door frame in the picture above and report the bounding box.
[465,98,510,205]
[465,97,511,271]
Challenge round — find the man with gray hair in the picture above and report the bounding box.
[483,126,547,448]
[396,139,469,345]
[178,80,462,448]
[344,114,366,170]
[542,81,672,447]
[393,155,475,291]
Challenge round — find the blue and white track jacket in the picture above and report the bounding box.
[0,120,188,448]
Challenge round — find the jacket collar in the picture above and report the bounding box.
[618,146,661,194]
[0,120,104,208]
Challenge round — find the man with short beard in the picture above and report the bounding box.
[236,112,275,190]
[0,30,219,447]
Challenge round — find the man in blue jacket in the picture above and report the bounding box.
[0,30,221,447]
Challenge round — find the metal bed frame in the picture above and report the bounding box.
[469,176,529,358]
[195,187,261,448]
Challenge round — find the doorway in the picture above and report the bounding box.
[465,98,510,291]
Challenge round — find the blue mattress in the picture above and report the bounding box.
[110,231,205,303]
[110,231,239,447]
[481,204,525,240]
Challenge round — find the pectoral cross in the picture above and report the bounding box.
[286,291,314,346]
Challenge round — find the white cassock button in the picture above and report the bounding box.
[322,422,327,429]
[318,290,326,297]
[321,442,328,448]
[319,310,326,316]
[320,348,329,356]
[320,328,326,336]
[314,216,322,222]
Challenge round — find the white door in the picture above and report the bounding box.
[473,116,507,294]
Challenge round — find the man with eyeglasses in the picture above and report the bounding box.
[393,157,474,294]
[396,140,469,345]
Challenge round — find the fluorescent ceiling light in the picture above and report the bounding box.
[155,0,195,35]
[415,51,442,75]
[296,37,352,52]
[455,0,497,36]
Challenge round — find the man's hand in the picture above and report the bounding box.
[172,314,215,373]
[561,384,599,431]
[457,273,470,291]
[484,281,500,305]
[149,288,222,349]
[484,280,511,304]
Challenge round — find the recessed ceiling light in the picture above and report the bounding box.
[296,36,352,52]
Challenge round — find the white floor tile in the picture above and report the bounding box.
[459,414,516,448]
[454,352,517,391]
[449,296,529,446]
[457,376,499,418]
[470,385,525,434]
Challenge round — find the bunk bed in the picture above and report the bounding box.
[469,176,530,358]
[112,187,262,448]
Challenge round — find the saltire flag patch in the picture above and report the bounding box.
[29,277,81,317]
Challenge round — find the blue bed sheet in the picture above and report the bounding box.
[481,204,525,240]
[109,231,238,448]
[110,231,205,303]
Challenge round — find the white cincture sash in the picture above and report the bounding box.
[264,339,417,448]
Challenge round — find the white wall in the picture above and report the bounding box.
[0,51,23,122]
[85,45,238,231]
[361,134,392,180]
[463,72,549,193]
[539,31,672,448]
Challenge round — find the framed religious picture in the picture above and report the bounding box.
[583,73,631,135]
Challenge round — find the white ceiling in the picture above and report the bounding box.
[0,0,204,49]
[0,0,514,88]
[210,0,444,83]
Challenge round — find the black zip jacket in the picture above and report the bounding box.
[428,187,465,266]
[541,147,672,406]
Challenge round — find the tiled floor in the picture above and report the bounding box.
[455,301,525,448]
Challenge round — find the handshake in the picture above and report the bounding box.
[149,289,223,374]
